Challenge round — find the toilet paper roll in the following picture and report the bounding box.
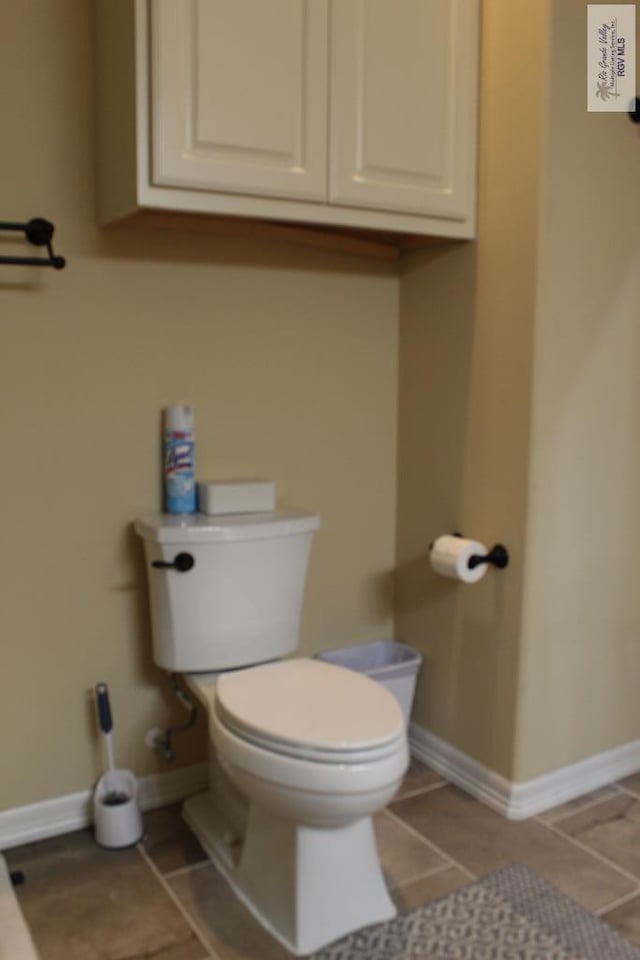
[429,535,488,584]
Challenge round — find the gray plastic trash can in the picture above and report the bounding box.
[316,640,422,726]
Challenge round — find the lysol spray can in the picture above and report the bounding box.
[163,405,196,513]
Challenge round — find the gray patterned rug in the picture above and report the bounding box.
[313,863,640,959]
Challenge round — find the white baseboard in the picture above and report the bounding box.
[0,763,208,851]
[5,729,640,848]
[408,723,513,816]
[408,723,640,820]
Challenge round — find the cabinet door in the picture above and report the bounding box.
[329,0,478,221]
[150,0,329,201]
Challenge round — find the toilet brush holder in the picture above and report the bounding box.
[93,769,143,849]
[93,682,143,848]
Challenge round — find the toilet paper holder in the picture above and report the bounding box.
[451,533,509,570]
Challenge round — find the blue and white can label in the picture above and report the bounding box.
[164,435,196,513]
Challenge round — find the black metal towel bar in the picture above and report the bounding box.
[0,218,66,269]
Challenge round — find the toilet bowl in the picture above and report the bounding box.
[212,658,407,825]
[135,507,410,954]
[185,658,408,955]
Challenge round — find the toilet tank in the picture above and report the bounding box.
[134,509,320,672]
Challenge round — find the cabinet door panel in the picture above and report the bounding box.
[150,0,328,200]
[330,0,478,220]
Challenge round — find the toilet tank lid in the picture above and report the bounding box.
[134,508,320,544]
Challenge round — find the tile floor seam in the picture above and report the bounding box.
[383,807,477,881]
[594,884,640,917]
[615,784,640,801]
[394,781,448,802]
[162,858,212,881]
[390,860,456,892]
[541,786,624,825]
[534,816,640,887]
[137,844,221,960]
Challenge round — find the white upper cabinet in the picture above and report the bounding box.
[150,0,329,201]
[330,0,476,221]
[96,0,479,240]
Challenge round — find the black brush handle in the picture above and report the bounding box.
[95,683,113,734]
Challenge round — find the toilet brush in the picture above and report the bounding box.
[95,683,129,805]
[93,683,143,847]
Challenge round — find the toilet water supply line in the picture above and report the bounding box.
[150,674,198,762]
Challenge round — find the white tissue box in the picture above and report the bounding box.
[197,479,276,515]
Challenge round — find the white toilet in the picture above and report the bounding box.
[135,508,409,955]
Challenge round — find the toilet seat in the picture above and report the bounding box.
[213,658,405,764]
[210,660,409,810]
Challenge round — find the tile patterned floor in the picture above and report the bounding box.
[7,761,640,958]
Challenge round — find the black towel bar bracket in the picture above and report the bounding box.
[0,218,66,269]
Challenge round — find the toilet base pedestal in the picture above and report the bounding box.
[183,790,396,956]
[183,791,242,871]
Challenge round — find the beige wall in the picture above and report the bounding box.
[396,0,550,778]
[0,2,398,810]
[514,0,640,780]
[5,0,638,816]
[398,0,640,786]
